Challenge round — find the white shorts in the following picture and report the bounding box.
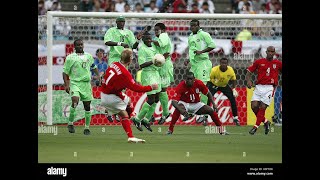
[178,101,205,114]
[251,84,275,106]
[100,92,130,115]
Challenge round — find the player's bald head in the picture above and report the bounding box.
[267,46,275,51]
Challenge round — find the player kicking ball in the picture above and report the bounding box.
[100,49,158,143]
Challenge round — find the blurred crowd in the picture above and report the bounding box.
[231,0,282,14]
[38,0,282,15]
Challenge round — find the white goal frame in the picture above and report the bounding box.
[45,11,282,125]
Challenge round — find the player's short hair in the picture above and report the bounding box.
[186,71,195,78]
[220,57,228,62]
[142,31,151,41]
[96,48,105,55]
[74,39,82,46]
[190,19,200,26]
[121,48,133,63]
[155,23,166,30]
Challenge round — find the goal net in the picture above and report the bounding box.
[38,12,282,126]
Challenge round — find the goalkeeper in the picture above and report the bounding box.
[206,57,240,126]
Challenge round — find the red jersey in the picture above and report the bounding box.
[101,62,152,100]
[172,79,209,103]
[247,58,282,86]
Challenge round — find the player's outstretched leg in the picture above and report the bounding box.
[159,91,170,124]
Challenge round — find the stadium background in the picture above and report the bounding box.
[38,15,282,126]
[38,1,282,164]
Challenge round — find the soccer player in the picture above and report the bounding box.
[104,15,142,66]
[63,39,100,135]
[104,15,143,122]
[131,32,161,132]
[206,57,240,126]
[152,23,174,124]
[187,19,216,123]
[246,46,282,135]
[100,48,158,143]
[167,72,228,135]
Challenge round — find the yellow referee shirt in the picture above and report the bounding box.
[210,66,236,87]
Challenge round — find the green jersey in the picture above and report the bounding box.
[138,43,159,72]
[154,32,172,61]
[104,27,136,65]
[154,32,174,87]
[188,29,216,63]
[63,52,96,82]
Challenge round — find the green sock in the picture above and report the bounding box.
[200,93,208,104]
[142,118,149,124]
[137,103,151,122]
[85,111,91,129]
[145,103,156,121]
[68,106,76,125]
[160,92,169,117]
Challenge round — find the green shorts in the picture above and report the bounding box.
[190,60,212,83]
[69,81,93,101]
[141,70,161,95]
[159,60,174,88]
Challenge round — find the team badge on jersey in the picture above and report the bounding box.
[273,64,277,69]
[196,88,199,93]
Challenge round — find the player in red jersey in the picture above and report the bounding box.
[100,48,158,143]
[246,46,282,135]
[166,71,228,135]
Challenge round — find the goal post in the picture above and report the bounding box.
[39,12,282,126]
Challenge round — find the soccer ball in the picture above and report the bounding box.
[152,54,165,67]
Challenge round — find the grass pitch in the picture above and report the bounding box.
[38,125,282,163]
